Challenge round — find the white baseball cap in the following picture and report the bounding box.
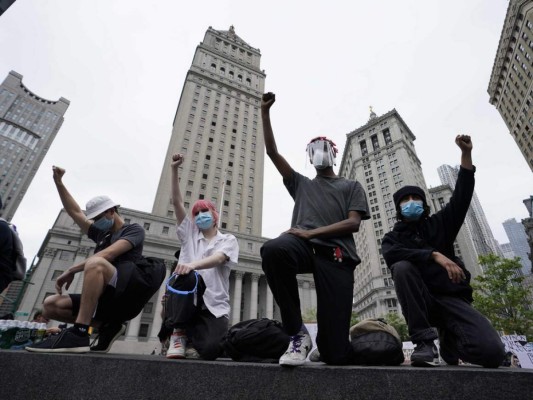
[85,195,120,219]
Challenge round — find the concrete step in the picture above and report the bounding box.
[1,350,532,400]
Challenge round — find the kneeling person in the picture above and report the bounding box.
[26,166,165,353]
[165,154,238,360]
[381,135,505,368]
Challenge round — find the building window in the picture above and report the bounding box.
[143,302,153,314]
[51,270,63,281]
[143,223,150,231]
[360,140,368,156]
[138,323,149,338]
[162,226,169,235]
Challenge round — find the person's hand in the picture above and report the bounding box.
[46,327,62,335]
[52,165,65,184]
[174,263,195,275]
[171,153,184,169]
[455,135,472,152]
[261,92,276,111]
[285,227,313,240]
[55,269,75,295]
[432,252,466,284]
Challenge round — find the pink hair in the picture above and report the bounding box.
[191,199,219,226]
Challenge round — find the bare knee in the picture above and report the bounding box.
[42,294,72,319]
[85,256,115,282]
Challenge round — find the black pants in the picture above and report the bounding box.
[391,260,505,368]
[261,234,356,365]
[165,272,228,361]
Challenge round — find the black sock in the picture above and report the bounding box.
[73,323,90,336]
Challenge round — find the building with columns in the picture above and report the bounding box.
[14,208,316,353]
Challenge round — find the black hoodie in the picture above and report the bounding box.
[381,166,476,302]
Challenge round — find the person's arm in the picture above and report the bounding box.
[381,233,465,283]
[52,166,92,234]
[286,210,362,240]
[174,252,228,275]
[261,92,294,180]
[456,134,473,170]
[170,154,187,225]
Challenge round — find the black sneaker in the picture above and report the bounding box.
[411,341,439,367]
[26,327,90,353]
[90,322,126,353]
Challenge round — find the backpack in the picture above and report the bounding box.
[0,218,26,281]
[164,271,206,328]
[349,318,405,366]
[222,318,290,363]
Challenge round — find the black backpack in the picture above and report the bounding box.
[222,318,290,363]
[349,318,405,366]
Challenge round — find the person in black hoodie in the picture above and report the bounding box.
[381,135,504,368]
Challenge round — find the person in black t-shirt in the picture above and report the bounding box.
[27,166,164,354]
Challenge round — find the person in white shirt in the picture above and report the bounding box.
[166,153,239,360]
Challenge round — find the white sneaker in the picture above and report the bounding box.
[279,333,312,367]
[308,347,321,362]
[166,331,187,359]
[185,346,200,359]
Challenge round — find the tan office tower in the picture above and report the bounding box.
[339,109,429,319]
[0,70,70,221]
[152,26,266,236]
[488,0,533,172]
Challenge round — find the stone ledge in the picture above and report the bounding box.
[1,350,532,400]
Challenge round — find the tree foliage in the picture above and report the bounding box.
[472,254,533,338]
[382,312,409,341]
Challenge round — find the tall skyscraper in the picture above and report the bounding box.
[0,70,70,221]
[428,184,483,278]
[438,165,502,264]
[339,109,428,319]
[500,242,517,259]
[152,26,266,236]
[503,217,532,275]
[488,0,533,172]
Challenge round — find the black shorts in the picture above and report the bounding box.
[70,258,166,324]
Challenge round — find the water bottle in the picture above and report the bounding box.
[0,320,18,349]
[11,320,32,349]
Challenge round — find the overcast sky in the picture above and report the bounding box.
[2,0,532,263]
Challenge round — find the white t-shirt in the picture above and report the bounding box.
[176,216,239,318]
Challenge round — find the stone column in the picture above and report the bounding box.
[125,313,142,341]
[232,271,244,325]
[249,273,259,319]
[266,285,274,319]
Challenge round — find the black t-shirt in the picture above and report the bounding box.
[0,221,14,281]
[88,223,145,264]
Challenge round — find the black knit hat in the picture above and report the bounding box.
[393,185,427,210]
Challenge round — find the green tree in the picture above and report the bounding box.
[302,308,360,327]
[472,254,533,338]
[382,312,409,342]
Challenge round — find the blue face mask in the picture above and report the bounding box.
[93,216,114,231]
[400,200,424,221]
[195,211,214,230]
